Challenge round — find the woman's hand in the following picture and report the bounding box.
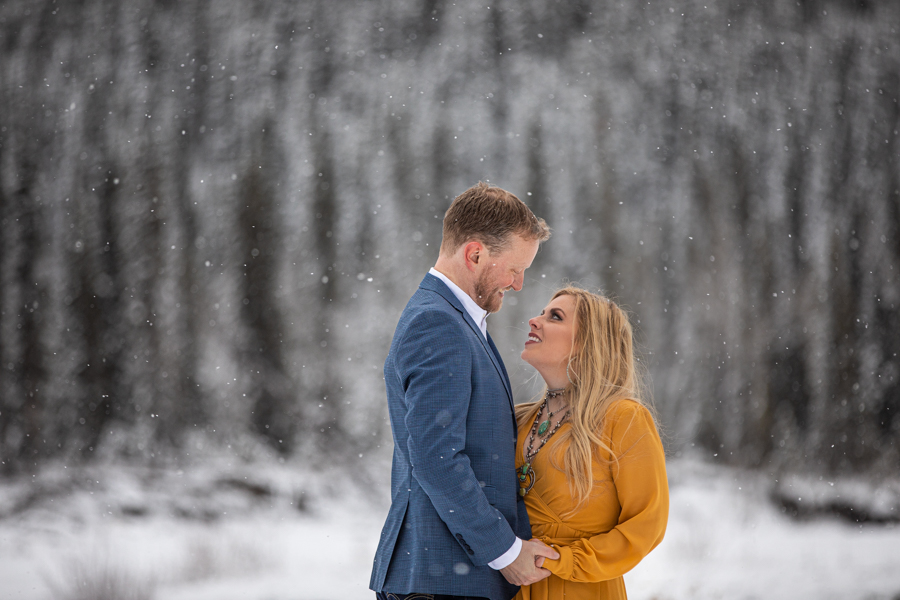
[500,538,559,585]
[533,539,555,568]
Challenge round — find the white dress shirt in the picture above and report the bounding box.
[428,268,488,339]
[427,268,522,570]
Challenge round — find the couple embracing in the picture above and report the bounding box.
[370,183,669,600]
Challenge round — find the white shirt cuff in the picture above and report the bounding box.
[487,537,522,570]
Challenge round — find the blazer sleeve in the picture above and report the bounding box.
[541,402,669,582]
[395,309,518,566]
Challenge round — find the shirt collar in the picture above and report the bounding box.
[429,267,489,339]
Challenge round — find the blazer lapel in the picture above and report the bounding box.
[419,275,514,408]
[487,333,513,401]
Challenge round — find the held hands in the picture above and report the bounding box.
[499,538,559,586]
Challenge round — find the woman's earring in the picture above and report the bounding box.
[566,358,576,387]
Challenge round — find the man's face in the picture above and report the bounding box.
[472,235,540,313]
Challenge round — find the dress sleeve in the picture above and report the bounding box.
[541,401,669,582]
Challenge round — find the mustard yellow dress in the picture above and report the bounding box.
[515,400,669,600]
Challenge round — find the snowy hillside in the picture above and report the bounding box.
[1,456,897,600]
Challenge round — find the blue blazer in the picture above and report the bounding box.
[370,274,531,600]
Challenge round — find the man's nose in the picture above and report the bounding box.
[512,273,524,291]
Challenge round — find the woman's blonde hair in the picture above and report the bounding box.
[515,286,653,508]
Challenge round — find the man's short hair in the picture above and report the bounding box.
[440,182,550,255]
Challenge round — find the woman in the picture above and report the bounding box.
[515,286,668,600]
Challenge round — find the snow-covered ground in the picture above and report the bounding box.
[1,456,898,600]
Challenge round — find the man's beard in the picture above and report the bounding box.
[473,270,507,313]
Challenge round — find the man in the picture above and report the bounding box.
[370,182,557,600]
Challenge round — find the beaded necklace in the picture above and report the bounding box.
[517,388,569,497]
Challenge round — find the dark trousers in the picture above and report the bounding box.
[376,593,489,600]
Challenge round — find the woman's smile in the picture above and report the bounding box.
[521,294,577,388]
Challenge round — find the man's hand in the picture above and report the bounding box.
[499,538,559,586]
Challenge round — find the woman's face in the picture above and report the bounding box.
[521,294,577,384]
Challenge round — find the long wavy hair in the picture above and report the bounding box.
[515,286,654,508]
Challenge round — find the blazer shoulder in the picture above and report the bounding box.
[401,287,463,323]
[411,283,456,307]
[399,301,468,344]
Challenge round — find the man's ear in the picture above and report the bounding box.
[462,241,485,272]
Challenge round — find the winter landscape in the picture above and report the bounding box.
[1,455,899,600]
[1,0,899,598]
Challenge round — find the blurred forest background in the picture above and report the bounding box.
[1,0,898,486]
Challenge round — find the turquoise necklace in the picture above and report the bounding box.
[518,388,568,497]
[536,387,566,434]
